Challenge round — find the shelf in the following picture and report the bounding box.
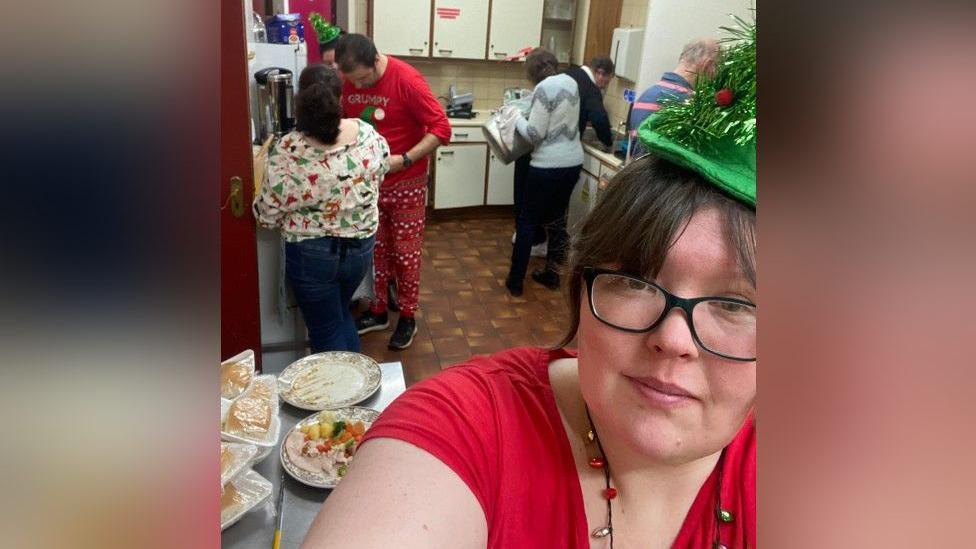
[543,17,574,25]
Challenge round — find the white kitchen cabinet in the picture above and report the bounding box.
[372,0,432,57]
[567,170,598,235]
[486,151,515,205]
[488,0,544,61]
[434,145,488,209]
[598,162,619,182]
[432,0,489,59]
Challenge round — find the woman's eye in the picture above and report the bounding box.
[626,279,647,290]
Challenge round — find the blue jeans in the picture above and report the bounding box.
[285,235,375,353]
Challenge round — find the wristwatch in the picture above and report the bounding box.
[401,153,413,167]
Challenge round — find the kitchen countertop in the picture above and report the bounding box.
[447,110,624,170]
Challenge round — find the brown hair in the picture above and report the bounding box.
[295,64,343,144]
[556,155,757,347]
[525,48,559,85]
[335,33,378,73]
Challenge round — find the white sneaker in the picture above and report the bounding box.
[530,241,548,257]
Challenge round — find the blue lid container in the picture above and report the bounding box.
[266,13,305,45]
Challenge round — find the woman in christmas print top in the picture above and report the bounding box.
[253,64,390,353]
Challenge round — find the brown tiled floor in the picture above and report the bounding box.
[358,209,572,387]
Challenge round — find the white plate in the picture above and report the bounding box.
[279,407,380,489]
[277,352,382,411]
[220,442,259,488]
[220,469,273,531]
[220,349,256,400]
[220,375,281,449]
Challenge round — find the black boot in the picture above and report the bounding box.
[388,316,417,350]
[505,274,524,297]
[356,309,389,334]
[531,268,560,290]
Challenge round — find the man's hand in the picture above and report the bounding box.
[388,154,405,173]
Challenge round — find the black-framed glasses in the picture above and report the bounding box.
[582,266,756,361]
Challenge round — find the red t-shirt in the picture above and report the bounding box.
[362,347,757,548]
[341,56,452,187]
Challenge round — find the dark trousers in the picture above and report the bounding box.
[508,164,583,283]
[286,234,375,353]
[512,154,547,245]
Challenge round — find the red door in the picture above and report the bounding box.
[221,0,262,368]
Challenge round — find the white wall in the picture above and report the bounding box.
[635,0,753,93]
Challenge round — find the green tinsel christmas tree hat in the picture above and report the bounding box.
[309,12,342,47]
[637,15,756,208]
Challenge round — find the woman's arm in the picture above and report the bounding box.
[515,82,551,146]
[252,142,302,228]
[300,438,488,549]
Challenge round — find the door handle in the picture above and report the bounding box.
[409,47,424,53]
[440,150,455,156]
[223,176,245,218]
[439,49,453,54]
[493,52,508,58]
[453,132,469,137]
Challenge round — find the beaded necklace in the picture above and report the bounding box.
[583,407,732,548]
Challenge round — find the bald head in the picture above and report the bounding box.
[677,38,721,83]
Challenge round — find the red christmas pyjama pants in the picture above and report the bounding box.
[370,175,427,317]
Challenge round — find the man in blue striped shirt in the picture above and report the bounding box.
[627,38,720,157]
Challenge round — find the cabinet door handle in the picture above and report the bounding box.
[453,132,469,137]
[439,49,453,54]
[409,47,424,54]
[493,52,508,58]
[440,150,455,156]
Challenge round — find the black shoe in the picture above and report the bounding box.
[356,310,389,335]
[388,316,417,350]
[505,275,523,297]
[531,269,560,290]
[387,280,400,312]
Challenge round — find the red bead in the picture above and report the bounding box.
[715,88,734,106]
[588,457,605,469]
[604,487,618,500]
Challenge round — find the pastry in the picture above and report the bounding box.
[220,482,244,513]
[220,360,253,400]
[224,379,273,436]
[220,444,233,475]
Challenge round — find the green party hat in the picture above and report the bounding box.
[638,15,756,208]
[309,12,341,45]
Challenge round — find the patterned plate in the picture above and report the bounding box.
[277,352,382,411]
[279,406,381,488]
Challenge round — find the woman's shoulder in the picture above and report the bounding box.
[272,130,306,153]
[370,347,572,429]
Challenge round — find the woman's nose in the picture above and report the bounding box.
[645,308,699,359]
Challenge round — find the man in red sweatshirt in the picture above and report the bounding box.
[337,34,451,350]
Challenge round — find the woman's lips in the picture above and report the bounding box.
[626,376,698,408]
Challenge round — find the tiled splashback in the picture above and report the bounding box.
[408,59,533,111]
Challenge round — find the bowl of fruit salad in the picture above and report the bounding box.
[280,407,380,488]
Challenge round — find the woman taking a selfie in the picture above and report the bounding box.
[302,22,756,549]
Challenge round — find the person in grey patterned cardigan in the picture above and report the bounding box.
[506,49,585,296]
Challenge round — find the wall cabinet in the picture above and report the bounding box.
[372,0,431,57]
[433,145,488,209]
[432,0,489,59]
[371,0,544,61]
[486,151,515,205]
[488,0,545,61]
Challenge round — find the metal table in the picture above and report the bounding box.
[221,362,406,549]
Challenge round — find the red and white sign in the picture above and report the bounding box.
[436,7,461,19]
